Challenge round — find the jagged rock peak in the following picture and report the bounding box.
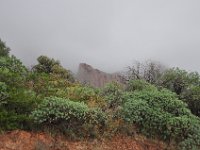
[77,63,125,87]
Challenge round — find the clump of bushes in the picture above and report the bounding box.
[0,43,37,131]
[2,39,200,149]
[0,82,8,106]
[0,88,37,131]
[157,68,200,117]
[126,79,156,92]
[31,96,107,138]
[66,85,106,108]
[101,82,124,110]
[120,80,200,149]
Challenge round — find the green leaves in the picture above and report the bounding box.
[1,38,200,149]
[182,86,200,116]
[120,85,200,149]
[0,82,8,106]
[32,55,74,81]
[31,96,107,138]
[33,55,59,74]
[0,55,27,87]
[101,82,124,109]
[0,52,36,131]
[158,68,200,117]
[31,96,107,129]
[126,79,157,92]
[0,39,10,57]
[158,67,200,95]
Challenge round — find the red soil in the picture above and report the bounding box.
[0,130,165,150]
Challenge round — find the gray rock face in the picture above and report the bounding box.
[76,63,125,87]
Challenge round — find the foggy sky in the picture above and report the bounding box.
[0,0,200,73]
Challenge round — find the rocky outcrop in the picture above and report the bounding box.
[76,63,125,87]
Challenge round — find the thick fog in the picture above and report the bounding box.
[0,0,200,73]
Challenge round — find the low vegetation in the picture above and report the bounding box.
[1,39,200,149]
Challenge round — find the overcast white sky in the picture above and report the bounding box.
[0,0,200,73]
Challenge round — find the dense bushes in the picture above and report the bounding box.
[33,55,74,81]
[120,82,200,149]
[31,96,107,137]
[101,82,124,110]
[181,86,200,116]
[158,68,200,117]
[158,68,200,95]
[126,79,156,92]
[66,86,107,109]
[1,39,200,149]
[0,39,10,57]
[0,88,37,131]
[0,45,37,131]
[0,55,27,87]
[0,82,8,106]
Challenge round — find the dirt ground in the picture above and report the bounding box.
[0,130,166,150]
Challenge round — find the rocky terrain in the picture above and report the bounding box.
[76,63,126,87]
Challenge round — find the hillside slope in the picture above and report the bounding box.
[0,130,166,150]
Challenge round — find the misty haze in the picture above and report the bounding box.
[0,0,200,73]
[1,1,200,150]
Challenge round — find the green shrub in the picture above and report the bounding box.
[0,88,37,131]
[173,117,200,150]
[32,96,89,124]
[31,96,107,137]
[66,85,106,109]
[0,55,27,87]
[120,87,200,149]
[0,82,8,106]
[0,110,33,131]
[101,82,124,109]
[181,86,200,116]
[32,55,74,81]
[121,91,171,138]
[158,68,200,95]
[126,79,156,92]
[0,39,10,57]
[66,86,98,102]
[158,68,200,117]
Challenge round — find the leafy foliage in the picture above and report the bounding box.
[158,68,199,95]
[101,82,124,110]
[0,88,37,130]
[120,84,200,149]
[0,40,36,131]
[127,60,165,84]
[158,68,200,117]
[0,82,8,106]
[26,72,72,98]
[31,96,107,137]
[126,79,156,92]
[0,39,10,57]
[0,55,27,86]
[1,38,200,149]
[66,85,106,108]
[33,55,59,73]
[181,86,200,116]
[33,55,74,81]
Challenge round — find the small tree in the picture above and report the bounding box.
[33,55,60,73]
[158,68,200,117]
[158,68,200,95]
[0,39,10,57]
[33,55,74,81]
[127,60,166,84]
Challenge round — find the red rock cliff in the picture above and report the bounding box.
[76,63,125,87]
